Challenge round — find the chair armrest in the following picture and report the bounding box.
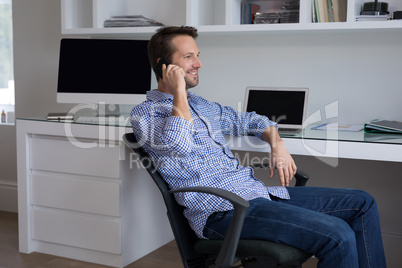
[294,169,309,186]
[169,186,250,268]
[251,163,309,187]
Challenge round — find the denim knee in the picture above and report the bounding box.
[352,189,377,212]
[334,224,357,250]
[317,220,358,266]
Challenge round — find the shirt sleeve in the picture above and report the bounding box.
[131,103,197,157]
[217,103,278,139]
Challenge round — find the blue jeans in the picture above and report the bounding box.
[203,187,386,268]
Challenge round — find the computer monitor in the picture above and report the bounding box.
[57,38,152,115]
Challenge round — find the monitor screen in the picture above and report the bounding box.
[57,38,152,106]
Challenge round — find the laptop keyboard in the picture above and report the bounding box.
[278,128,302,135]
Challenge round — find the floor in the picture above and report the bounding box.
[0,211,318,267]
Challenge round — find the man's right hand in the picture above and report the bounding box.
[162,63,193,124]
[162,63,186,97]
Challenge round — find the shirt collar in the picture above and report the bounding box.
[146,90,173,102]
[146,89,197,102]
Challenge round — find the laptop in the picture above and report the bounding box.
[244,86,309,136]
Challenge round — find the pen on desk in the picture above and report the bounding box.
[311,123,327,130]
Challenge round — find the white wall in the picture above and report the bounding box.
[0,123,16,212]
[194,32,402,125]
[0,0,73,212]
[13,0,72,116]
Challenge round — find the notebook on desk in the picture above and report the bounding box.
[244,86,309,136]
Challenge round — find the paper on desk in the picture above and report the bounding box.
[312,123,364,132]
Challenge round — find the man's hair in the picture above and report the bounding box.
[148,26,198,77]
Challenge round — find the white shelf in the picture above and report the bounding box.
[61,0,402,36]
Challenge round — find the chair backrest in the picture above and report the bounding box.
[123,133,206,268]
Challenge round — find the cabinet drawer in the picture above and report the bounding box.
[32,208,121,254]
[30,136,120,179]
[32,174,120,216]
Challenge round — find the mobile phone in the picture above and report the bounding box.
[154,57,170,79]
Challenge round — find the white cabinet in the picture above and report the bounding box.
[61,0,402,35]
[17,119,174,267]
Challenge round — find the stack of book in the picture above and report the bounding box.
[313,0,347,22]
[243,0,299,24]
[358,0,389,21]
[254,12,281,24]
[280,0,300,23]
[104,15,164,28]
[241,0,300,24]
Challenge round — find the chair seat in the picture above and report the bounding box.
[195,239,312,265]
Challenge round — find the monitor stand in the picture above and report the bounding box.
[97,103,120,117]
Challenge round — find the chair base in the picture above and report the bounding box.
[196,239,311,268]
[242,257,303,268]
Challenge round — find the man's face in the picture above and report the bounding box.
[170,35,202,89]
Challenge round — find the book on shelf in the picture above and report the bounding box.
[312,0,319,22]
[332,0,347,22]
[104,15,164,27]
[314,0,329,22]
[364,120,402,134]
[241,1,260,24]
[327,0,334,22]
[313,0,347,23]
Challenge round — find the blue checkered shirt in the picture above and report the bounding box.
[130,90,290,238]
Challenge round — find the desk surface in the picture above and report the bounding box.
[287,128,402,145]
[226,128,402,163]
[18,117,402,162]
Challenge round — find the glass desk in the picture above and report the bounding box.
[227,127,402,163]
[18,117,402,162]
[19,115,132,127]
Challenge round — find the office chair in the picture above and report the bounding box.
[123,133,312,268]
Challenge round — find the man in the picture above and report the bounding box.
[131,26,386,267]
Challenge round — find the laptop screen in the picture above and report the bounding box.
[245,87,309,129]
